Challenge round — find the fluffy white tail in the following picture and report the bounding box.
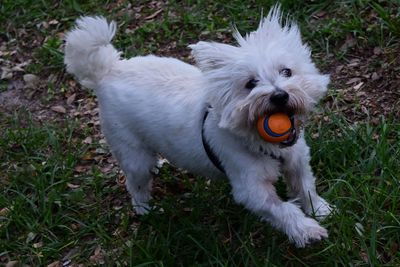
[64,16,120,89]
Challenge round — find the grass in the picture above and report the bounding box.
[1,0,400,266]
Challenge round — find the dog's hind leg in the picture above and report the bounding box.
[111,143,156,215]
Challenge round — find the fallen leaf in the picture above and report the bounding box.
[33,241,43,248]
[71,223,80,231]
[67,183,80,189]
[371,72,380,81]
[49,19,59,25]
[82,151,94,160]
[373,46,382,55]
[74,165,89,173]
[83,137,92,144]
[346,77,361,85]
[26,232,37,243]
[51,105,66,113]
[5,261,18,267]
[67,93,76,105]
[100,165,113,173]
[353,82,364,90]
[313,10,327,18]
[311,133,320,139]
[0,207,10,216]
[47,261,61,267]
[90,246,106,265]
[335,65,344,73]
[360,251,368,263]
[348,60,360,67]
[145,9,163,20]
[1,67,12,80]
[23,74,39,88]
[340,34,356,51]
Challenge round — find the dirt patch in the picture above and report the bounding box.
[326,46,400,121]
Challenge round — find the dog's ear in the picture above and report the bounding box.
[189,41,240,71]
[306,74,330,102]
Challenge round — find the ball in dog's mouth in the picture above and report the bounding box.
[257,113,299,147]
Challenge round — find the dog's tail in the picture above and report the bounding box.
[64,16,120,89]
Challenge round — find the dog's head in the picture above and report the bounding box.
[190,5,329,145]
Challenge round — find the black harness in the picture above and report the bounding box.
[201,108,285,175]
[201,109,226,174]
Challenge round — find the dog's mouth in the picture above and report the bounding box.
[279,116,298,147]
[265,110,301,147]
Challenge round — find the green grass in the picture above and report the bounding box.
[1,0,399,266]
[1,111,399,266]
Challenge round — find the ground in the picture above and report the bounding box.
[0,1,399,266]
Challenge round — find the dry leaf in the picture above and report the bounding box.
[353,82,364,90]
[371,72,380,81]
[74,165,89,173]
[90,246,106,265]
[47,261,61,267]
[373,47,382,55]
[348,60,360,67]
[67,93,76,105]
[1,67,12,80]
[5,261,18,267]
[0,207,10,216]
[33,241,43,248]
[51,105,66,113]
[313,10,327,18]
[26,232,37,243]
[359,251,368,263]
[145,9,163,20]
[346,77,361,85]
[71,223,80,231]
[49,19,59,25]
[82,151,94,160]
[23,74,39,88]
[100,165,113,173]
[67,183,80,189]
[335,65,344,73]
[83,137,92,144]
[311,133,320,139]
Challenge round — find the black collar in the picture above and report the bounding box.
[202,108,226,174]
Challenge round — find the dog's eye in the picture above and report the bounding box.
[279,68,292,78]
[245,79,259,90]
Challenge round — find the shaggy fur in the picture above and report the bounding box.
[64,6,333,247]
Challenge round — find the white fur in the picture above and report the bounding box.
[64,5,333,247]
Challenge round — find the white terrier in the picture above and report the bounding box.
[64,6,332,247]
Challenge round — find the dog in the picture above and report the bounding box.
[64,5,332,247]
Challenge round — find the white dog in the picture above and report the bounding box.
[64,6,332,247]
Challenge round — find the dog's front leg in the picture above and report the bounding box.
[282,137,333,220]
[226,157,328,247]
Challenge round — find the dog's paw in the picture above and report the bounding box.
[131,192,151,215]
[133,204,150,215]
[288,217,329,248]
[305,197,334,221]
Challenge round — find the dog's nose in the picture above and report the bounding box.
[270,89,289,106]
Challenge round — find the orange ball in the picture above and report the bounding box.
[257,113,292,143]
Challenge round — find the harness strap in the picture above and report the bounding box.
[201,109,226,174]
